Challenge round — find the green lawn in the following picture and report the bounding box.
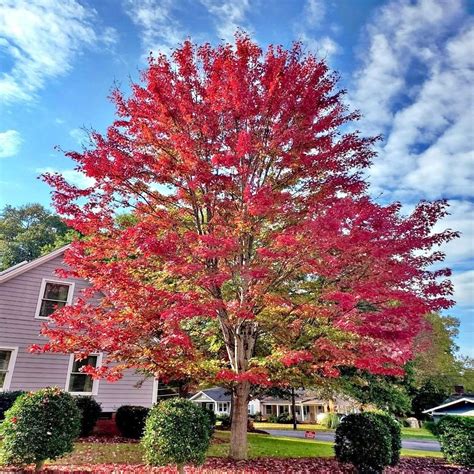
[208,431,334,458]
[0,431,441,466]
[254,422,436,440]
[400,427,436,440]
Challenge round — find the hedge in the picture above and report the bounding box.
[437,416,474,467]
[142,398,212,472]
[0,388,80,470]
[335,412,392,473]
[115,405,150,439]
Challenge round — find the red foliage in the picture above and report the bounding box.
[37,34,457,389]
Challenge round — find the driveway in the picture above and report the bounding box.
[265,429,441,452]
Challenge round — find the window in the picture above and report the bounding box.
[153,380,178,404]
[35,279,74,319]
[0,347,18,392]
[66,354,101,395]
[218,402,228,412]
[265,405,272,415]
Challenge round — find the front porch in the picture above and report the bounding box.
[262,401,329,423]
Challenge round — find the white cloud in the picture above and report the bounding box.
[36,166,95,189]
[434,201,474,267]
[0,130,22,158]
[69,128,88,145]
[350,0,473,202]
[0,0,117,105]
[294,0,340,60]
[123,0,186,56]
[452,270,474,307]
[200,0,251,43]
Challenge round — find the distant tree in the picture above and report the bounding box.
[0,204,72,270]
[411,380,449,419]
[411,313,463,391]
[339,368,412,417]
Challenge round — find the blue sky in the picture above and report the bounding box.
[0,0,473,356]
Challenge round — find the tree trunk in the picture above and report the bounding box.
[35,460,45,471]
[229,381,251,459]
[291,387,297,431]
[177,463,184,474]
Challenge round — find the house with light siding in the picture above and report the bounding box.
[0,246,161,413]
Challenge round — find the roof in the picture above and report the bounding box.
[0,245,71,284]
[190,387,232,402]
[422,397,474,414]
[260,395,327,405]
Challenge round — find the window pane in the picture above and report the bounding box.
[0,350,12,371]
[71,356,98,372]
[0,372,6,388]
[39,300,66,317]
[69,373,93,393]
[44,283,70,302]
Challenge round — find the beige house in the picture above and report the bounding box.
[259,394,331,422]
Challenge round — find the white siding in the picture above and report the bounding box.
[0,254,154,411]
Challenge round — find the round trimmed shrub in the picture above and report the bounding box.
[371,412,401,466]
[0,391,25,421]
[335,413,392,473]
[115,405,150,439]
[0,387,81,470]
[437,416,474,467]
[142,398,212,472]
[74,396,102,437]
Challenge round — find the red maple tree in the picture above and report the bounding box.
[38,35,457,459]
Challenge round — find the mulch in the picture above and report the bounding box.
[0,457,472,473]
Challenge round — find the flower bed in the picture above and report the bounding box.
[0,457,471,473]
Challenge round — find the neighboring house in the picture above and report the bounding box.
[258,393,331,423]
[423,395,474,422]
[189,387,232,415]
[0,246,159,413]
[188,387,360,421]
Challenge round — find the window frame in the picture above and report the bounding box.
[34,278,75,320]
[65,353,102,396]
[0,346,18,392]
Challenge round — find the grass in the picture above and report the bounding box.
[254,422,436,440]
[0,431,440,466]
[208,431,334,458]
[400,427,436,440]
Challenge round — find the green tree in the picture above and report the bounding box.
[411,313,463,391]
[0,204,72,270]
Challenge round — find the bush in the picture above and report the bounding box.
[202,406,216,434]
[277,412,292,423]
[423,419,439,436]
[267,414,278,423]
[371,412,401,466]
[0,387,80,470]
[335,413,392,473]
[0,391,25,421]
[217,413,231,429]
[74,396,102,437]
[436,416,474,467]
[115,405,150,439]
[142,398,212,472]
[321,412,340,429]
